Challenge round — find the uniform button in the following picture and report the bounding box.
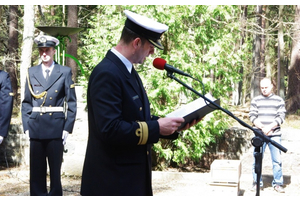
[55,90,58,93]
[49,113,52,116]
[140,107,142,111]
[147,151,149,155]
[40,113,43,116]
[49,97,52,100]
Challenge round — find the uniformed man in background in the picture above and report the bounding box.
[80,10,198,196]
[0,70,14,145]
[21,35,77,196]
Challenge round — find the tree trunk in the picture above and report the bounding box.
[236,5,247,105]
[286,5,300,113]
[251,5,262,99]
[265,6,272,77]
[66,5,78,82]
[6,5,19,105]
[277,5,285,98]
[260,5,266,77]
[20,5,35,102]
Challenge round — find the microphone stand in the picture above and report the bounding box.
[166,71,287,196]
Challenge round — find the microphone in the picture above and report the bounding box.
[152,58,192,77]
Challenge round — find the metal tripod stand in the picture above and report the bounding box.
[252,136,264,196]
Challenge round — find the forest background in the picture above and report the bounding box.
[1,5,300,170]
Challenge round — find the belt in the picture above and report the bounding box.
[32,106,64,113]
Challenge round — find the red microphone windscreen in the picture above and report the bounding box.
[153,58,166,70]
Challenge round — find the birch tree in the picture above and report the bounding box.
[20,5,35,102]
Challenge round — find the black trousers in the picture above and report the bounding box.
[29,138,64,196]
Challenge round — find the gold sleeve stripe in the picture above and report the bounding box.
[136,122,148,145]
[9,92,14,96]
[70,84,75,88]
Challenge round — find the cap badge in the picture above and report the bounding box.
[39,36,47,43]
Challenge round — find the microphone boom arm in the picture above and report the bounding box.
[166,71,287,153]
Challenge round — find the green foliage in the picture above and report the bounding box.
[80,5,125,78]
[172,111,227,164]
[143,5,245,166]
[35,5,65,26]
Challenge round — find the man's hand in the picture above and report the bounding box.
[62,130,69,145]
[262,122,279,136]
[0,136,3,145]
[178,118,202,131]
[24,130,30,140]
[254,120,264,130]
[262,125,272,136]
[158,117,185,136]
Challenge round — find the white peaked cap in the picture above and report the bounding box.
[34,35,59,48]
[124,10,168,50]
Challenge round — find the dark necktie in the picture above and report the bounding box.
[45,69,50,82]
[131,67,144,100]
[131,67,140,88]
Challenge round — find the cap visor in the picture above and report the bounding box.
[149,39,164,50]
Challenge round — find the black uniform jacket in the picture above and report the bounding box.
[21,63,77,139]
[0,70,13,138]
[80,50,178,196]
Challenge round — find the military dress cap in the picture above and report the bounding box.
[124,10,168,50]
[34,35,59,48]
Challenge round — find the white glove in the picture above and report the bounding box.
[0,136,3,145]
[24,130,30,140]
[62,130,69,145]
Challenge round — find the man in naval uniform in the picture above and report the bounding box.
[80,10,197,196]
[0,70,14,145]
[21,35,77,196]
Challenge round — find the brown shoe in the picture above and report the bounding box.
[274,185,285,193]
